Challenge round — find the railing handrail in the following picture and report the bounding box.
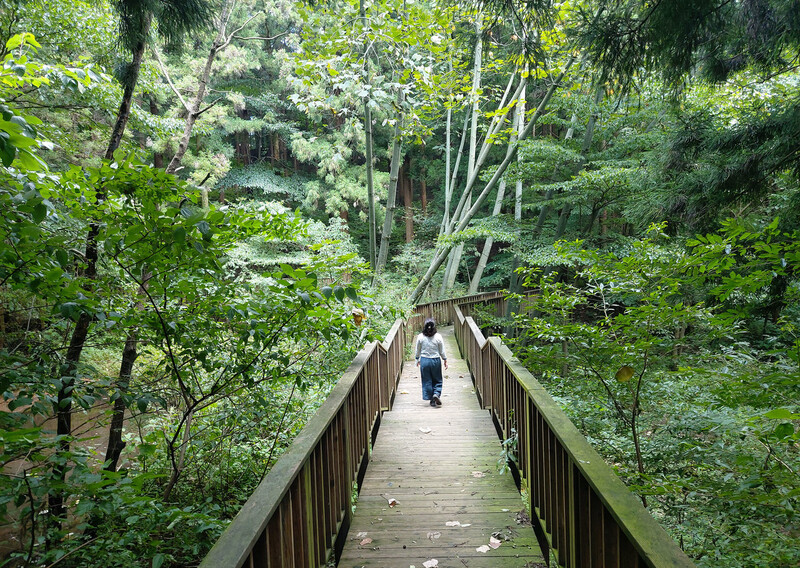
[200,317,407,568]
[453,302,694,568]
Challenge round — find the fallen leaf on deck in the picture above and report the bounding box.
[488,537,502,549]
[387,497,398,507]
[445,521,460,526]
[360,538,373,546]
[400,390,409,394]
[427,531,441,540]
[476,545,490,553]
[356,531,368,538]
[472,471,485,478]
[422,560,438,568]
[419,427,432,434]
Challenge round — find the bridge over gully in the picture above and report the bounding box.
[200,294,694,568]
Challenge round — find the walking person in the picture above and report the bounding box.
[415,318,448,407]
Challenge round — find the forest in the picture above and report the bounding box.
[0,0,799,566]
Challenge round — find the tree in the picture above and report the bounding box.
[53,0,212,524]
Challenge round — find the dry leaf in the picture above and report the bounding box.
[387,497,398,507]
[461,523,472,527]
[476,545,490,553]
[400,390,409,394]
[356,531,368,538]
[419,427,432,434]
[472,471,485,478]
[360,537,373,546]
[488,537,501,549]
[422,560,439,568]
[427,531,441,540]
[445,521,460,527]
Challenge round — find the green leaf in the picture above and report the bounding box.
[763,408,800,420]
[137,398,148,413]
[173,226,186,245]
[333,286,345,301]
[321,286,333,299]
[152,553,166,568]
[772,422,795,441]
[345,287,359,301]
[56,248,69,268]
[32,202,46,223]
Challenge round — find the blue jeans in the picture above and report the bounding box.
[419,357,443,400]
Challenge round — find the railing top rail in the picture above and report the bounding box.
[487,336,693,567]
[199,340,379,568]
[382,318,404,349]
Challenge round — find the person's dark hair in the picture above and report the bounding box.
[422,318,437,337]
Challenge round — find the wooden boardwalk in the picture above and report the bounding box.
[338,327,546,568]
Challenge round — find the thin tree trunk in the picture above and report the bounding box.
[409,56,576,304]
[376,88,405,274]
[467,180,505,294]
[104,332,136,471]
[162,409,194,501]
[441,102,452,234]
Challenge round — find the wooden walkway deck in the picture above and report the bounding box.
[338,326,546,568]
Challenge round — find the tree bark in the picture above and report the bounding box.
[376,87,404,274]
[404,170,413,242]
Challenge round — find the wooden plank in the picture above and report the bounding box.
[339,326,546,568]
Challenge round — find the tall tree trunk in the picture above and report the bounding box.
[467,179,506,294]
[404,170,413,242]
[165,26,224,174]
[365,100,376,269]
[409,56,576,305]
[376,87,404,274]
[440,112,470,235]
[442,17,482,294]
[507,79,527,304]
[420,175,427,215]
[441,103,452,234]
[50,21,151,526]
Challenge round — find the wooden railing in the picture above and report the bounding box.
[453,303,695,568]
[409,291,505,340]
[199,319,407,568]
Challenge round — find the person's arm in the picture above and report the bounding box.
[437,335,448,369]
[415,335,422,366]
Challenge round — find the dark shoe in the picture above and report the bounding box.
[430,399,436,407]
[432,395,442,407]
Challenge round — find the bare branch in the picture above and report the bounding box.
[151,44,190,112]
[197,97,224,116]
[234,30,289,43]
